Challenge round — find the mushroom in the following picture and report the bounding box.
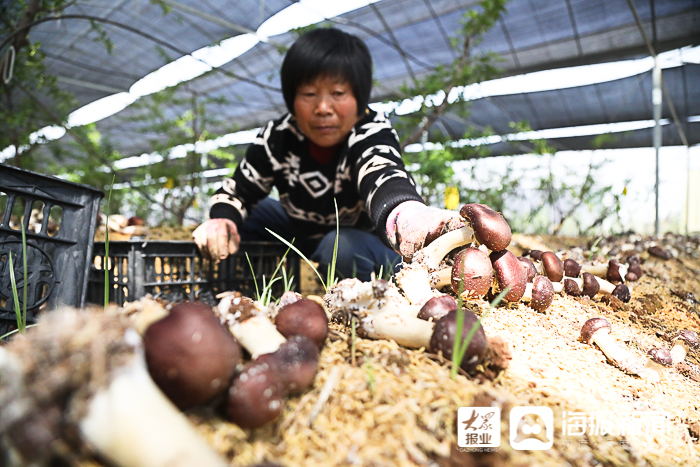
[0,308,227,467]
[563,259,581,278]
[627,256,643,279]
[275,298,329,348]
[539,252,564,282]
[670,330,700,364]
[429,309,488,373]
[323,279,443,349]
[428,247,493,299]
[580,317,652,378]
[517,256,537,282]
[216,292,287,358]
[397,203,511,305]
[645,348,673,377]
[582,259,628,283]
[225,360,287,429]
[143,301,242,410]
[563,278,582,297]
[256,335,319,394]
[489,250,527,302]
[528,250,544,261]
[521,275,555,312]
[606,259,627,283]
[611,284,631,303]
[417,295,458,321]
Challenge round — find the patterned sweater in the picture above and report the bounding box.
[209,109,424,246]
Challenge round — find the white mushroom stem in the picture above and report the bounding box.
[587,328,653,378]
[581,263,608,276]
[670,343,689,364]
[429,267,452,290]
[642,359,665,382]
[395,265,437,306]
[229,315,286,359]
[582,262,628,280]
[359,302,435,349]
[412,226,475,270]
[79,332,227,467]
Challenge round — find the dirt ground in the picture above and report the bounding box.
[110,228,700,466]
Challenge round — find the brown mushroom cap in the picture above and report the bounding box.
[581,272,600,298]
[611,284,631,303]
[226,360,287,429]
[459,203,512,252]
[489,250,527,302]
[674,330,700,349]
[563,259,581,278]
[275,299,329,348]
[517,256,537,283]
[563,278,582,297]
[143,302,241,410]
[418,295,458,321]
[256,335,319,394]
[429,309,487,373]
[580,317,612,344]
[606,259,624,283]
[648,348,673,367]
[530,275,555,312]
[144,301,242,410]
[528,250,544,261]
[648,245,672,260]
[628,263,643,279]
[451,248,493,299]
[624,271,639,282]
[540,252,564,282]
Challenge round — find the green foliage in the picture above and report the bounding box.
[0,0,115,168]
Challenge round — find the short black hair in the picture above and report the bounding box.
[281,28,372,116]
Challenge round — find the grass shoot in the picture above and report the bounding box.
[450,281,510,380]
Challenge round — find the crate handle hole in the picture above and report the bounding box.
[47,205,62,237]
[9,196,26,231]
[30,200,45,234]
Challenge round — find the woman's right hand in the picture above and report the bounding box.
[192,218,240,263]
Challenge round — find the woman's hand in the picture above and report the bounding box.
[386,201,464,262]
[192,219,240,263]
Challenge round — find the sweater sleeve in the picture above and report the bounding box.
[209,121,276,229]
[349,111,425,247]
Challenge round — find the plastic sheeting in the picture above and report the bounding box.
[8,0,700,160]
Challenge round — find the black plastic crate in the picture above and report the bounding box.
[87,240,301,306]
[0,165,103,335]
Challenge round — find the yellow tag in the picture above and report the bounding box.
[193,198,199,208]
[164,177,174,189]
[445,186,459,210]
[622,186,627,196]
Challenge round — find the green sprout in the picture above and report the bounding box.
[588,235,604,261]
[1,223,34,340]
[245,244,292,307]
[265,198,341,293]
[364,353,376,395]
[450,281,510,380]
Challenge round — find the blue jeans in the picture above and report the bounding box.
[239,198,401,281]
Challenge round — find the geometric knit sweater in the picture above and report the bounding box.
[209,109,424,247]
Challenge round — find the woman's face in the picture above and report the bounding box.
[294,75,360,148]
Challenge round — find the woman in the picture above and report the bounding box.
[193,28,463,281]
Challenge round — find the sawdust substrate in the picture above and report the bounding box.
[179,235,700,467]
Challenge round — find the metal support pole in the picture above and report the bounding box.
[652,57,662,235]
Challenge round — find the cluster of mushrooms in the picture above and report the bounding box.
[324,203,697,381]
[0,292,328,467]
